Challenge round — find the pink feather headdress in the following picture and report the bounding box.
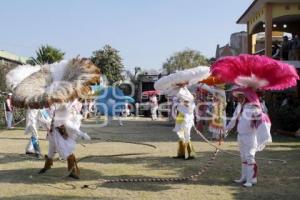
[211,54,299,90]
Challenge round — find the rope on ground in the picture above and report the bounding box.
[192,126,287,164]
[82,149,219,188]
[43,183,76,190]
[1,127,220,188]
[89,128,157,149]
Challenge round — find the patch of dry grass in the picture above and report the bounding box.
[0,117,299,200]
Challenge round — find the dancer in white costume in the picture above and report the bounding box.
[39,102,91,179]
[106,98,124,126]
[25,109,51,157]
[198,83,226,142]
[124,102,130,117]
[154,66,210,160]
[5,58,100,179]
[149,94,158,120]
[226,87,272,187]
[211,54,299,187]
[173,87,196,159]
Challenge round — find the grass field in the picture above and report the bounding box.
[0,117,299,200]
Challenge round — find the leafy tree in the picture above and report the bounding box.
[207,57,217,65]
[163,49,209,74]
[91,45,124,84]
[28,45,65,65]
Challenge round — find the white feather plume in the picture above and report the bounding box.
[49,60,68,81]
[154,66,210,92]
[235,74,269,89]
[6,65,41,90]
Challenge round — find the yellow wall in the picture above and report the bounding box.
[272,3,300,18]
[251,31,283,53]
[248,3,300,34]
[252,34,256,54]
[273,31,283,37]
[249,7,265,34]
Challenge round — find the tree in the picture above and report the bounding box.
[91,45,124,84]
[163,49,209,74]
[28,45,65,65]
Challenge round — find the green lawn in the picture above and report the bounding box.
[0,118,299,200]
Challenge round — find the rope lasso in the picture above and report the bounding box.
[192,126,287,164]
[82,149,219,188]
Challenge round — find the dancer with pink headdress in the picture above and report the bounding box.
[225,87,271,187]
[212,54,299,187]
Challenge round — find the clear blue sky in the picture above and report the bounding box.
[0,0,253,70]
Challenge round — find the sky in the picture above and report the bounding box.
[0,0,253,70]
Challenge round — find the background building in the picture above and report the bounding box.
[0,50,28,91]
[237,0,300,97]
[216,31,248,58]
[237,0,300,57]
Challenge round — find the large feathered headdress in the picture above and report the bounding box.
[154,66,210,102]
[211,54,299,90]
[6,58,100,108]
[154,66,210,92]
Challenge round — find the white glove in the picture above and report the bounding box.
[81,132,91,140]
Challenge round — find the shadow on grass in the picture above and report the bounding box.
[82,119,300,144]
[0,151,215,192]
[0,167,174,192]
[81,120,179,142]
[0,153,43,164]
[0,167,104,184]
[0,194,119,200]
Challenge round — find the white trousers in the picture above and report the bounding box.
[177,127,192,142]
[107,116,123,126]
[151,107,158,120]
[26,139,35,153]
[238,133,257,164]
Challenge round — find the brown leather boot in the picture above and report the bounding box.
[67,154,80,179]
[186,141,196,160]
[38,155,53,174]
[173,140,186,159]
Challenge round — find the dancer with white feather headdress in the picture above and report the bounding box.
[6,58,100,179]
[155,66,210,159]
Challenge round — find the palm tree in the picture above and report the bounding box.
[28,45,65,65]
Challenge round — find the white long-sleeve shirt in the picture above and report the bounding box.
[226,103,261,135]
[177,102,195,127]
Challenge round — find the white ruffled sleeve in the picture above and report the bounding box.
[226,103,242,132]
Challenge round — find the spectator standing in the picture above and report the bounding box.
[290,34,300,60]
[5,93,14,129]
[280,36,290,60]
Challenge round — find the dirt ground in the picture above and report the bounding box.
[0,117,299,200]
